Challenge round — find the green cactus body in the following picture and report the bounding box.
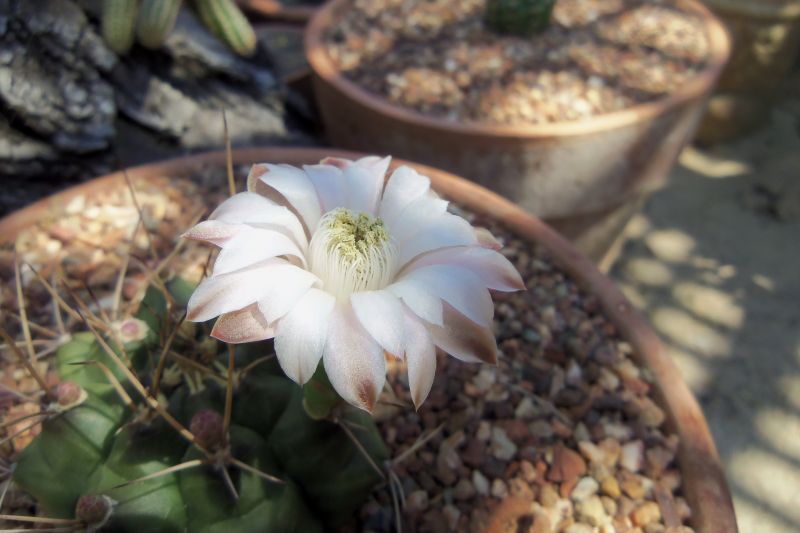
[13,282,388,531]
[192,0,258,57]
[485,0,557,36]
[102,0,139,55]
[136,0,183,49]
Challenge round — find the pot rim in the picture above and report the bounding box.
[701,0,800,20]
[304,0,731,139]
[0,147,738,532]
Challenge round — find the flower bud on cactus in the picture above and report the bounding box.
[190,409,225,450]
[54,381,84,407]
[75,494,115,528]
[485,0,557,36]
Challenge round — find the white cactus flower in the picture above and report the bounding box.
[184,156,524,412]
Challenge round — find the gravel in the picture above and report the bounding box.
[324,0,711,125]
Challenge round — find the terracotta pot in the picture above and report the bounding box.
[696,0,800,142]
[238,0,319,23]
[0,147,737,532]
[304,0,731,264]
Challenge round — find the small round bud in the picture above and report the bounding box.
[75,494,115,527]
[112,318,150,344]
[55,381,83,406]
[190,409,225,450]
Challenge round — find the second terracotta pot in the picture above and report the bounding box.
[305,0,731,263]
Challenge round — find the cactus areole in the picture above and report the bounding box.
[485,0,557,36]
[13,155,522,531]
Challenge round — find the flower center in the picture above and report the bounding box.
[308,208,398,300]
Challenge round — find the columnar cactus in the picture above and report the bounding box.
[101,0,257,56]
[484,0,557,36]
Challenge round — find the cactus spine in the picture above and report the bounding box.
[192,0,258,57]
[136,0,182,49]
[102,0,139,55]
[485,0,557,36]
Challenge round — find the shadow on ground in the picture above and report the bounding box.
[611,95,800,532]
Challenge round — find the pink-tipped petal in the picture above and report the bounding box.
[323,304,386,412]
[351,290,405,357]
[211,304,275,344]
[402,308,436,409]
[379,165,431,227]
[212,227,306,275]
[182,220,241,247]
[475,227,503,250]
[398,213,477,265]
[187,259,318,323]
[319,156,352,169]
[303,164,347,213]
[399,265,493,326]
[401,247,525,292]
[209,192,307,248]
[249,163,322,232]
[274,288,335,385]
[428,304,498,365]
[387,279,443,326]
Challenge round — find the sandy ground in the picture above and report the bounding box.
[611,91,800,532]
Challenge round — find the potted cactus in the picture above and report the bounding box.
[0,148,737,531]
[305,0,731,262]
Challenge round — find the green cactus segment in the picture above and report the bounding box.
[87,428,188,532]
[270,388,389,525]
[192,0,257,57]
[102,0,140,55]
[13,278,387,529]
[136,0,183,49]
[14,394,127,517]
[179,425,321,533]
[484,0,556,36]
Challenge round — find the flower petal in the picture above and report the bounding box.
[182,220,240,247]
[388,195,449,243]
[323,304,386,412]
[187,259,318,323]
[475,227,503,250]
[212,226,306,275]
[428,304,498,364]
[398,212,478,265]
[387,279,443,326]
[351,290,405,357]
[303,164,347,213]
[209,192,307,248]
[402,308,436,409]
[379,165,431,227]
[402,247,524,292]
[247,163,322,232]
[274,288,336,385]
[344,160,387,215]
[399,265,493,326]
[210,304,274,344]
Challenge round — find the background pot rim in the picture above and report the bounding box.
[304,0,732,139]
[0,147,738,532]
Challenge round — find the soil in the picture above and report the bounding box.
[1,161,696,531]
[323,0,711,125]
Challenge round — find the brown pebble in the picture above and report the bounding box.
[633,501,662,527]
[539,483,559,508]
[548,443,587,484]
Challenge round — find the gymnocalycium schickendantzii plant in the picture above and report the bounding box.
[8,155,523,531]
